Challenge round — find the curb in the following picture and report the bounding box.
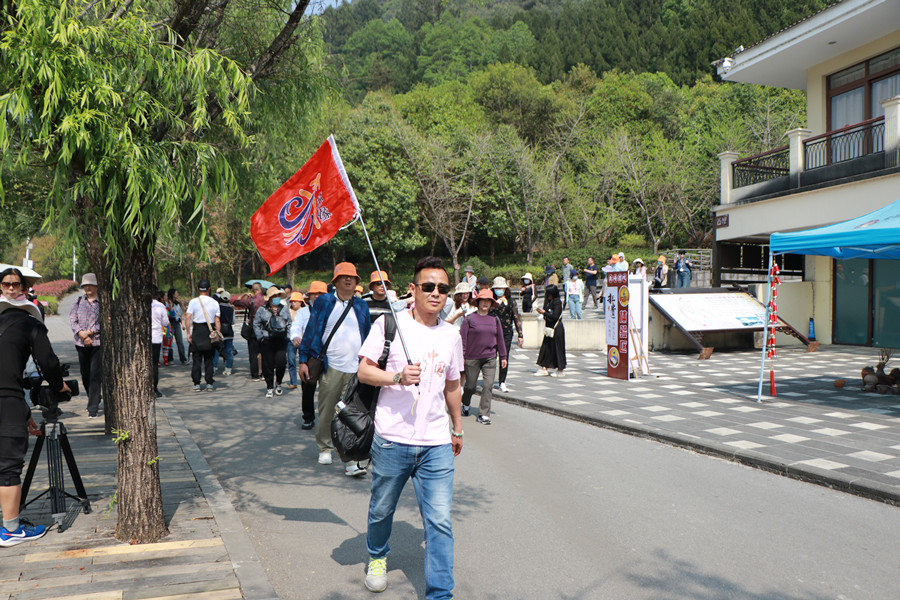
[160,397,280,600]
[495,393,900,507]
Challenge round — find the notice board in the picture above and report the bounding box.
[649,291,767,332]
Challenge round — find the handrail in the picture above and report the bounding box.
[732,144,790,166]
[803,115,884,144]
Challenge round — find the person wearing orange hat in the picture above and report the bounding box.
[460,288,507,424]
[653,254,669,288]
[365,270,393,324]
[284,291,305,389]
[297,262,371,474]
[290,281,327,429]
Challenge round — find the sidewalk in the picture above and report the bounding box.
[497,343,900,504]
[1,295,276,600]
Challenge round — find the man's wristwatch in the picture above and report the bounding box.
[393,372,402,384]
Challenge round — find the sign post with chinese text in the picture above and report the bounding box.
[605,271,629,380]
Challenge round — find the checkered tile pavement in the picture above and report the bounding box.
[495,345,900,503]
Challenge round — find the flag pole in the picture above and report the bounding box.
[756,249,774,403]
[355,211,415,367]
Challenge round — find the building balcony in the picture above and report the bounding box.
[718,96,900,207]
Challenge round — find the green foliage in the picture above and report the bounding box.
[37,296,58,315]
[329,92,426,263]
[0,0,253,290]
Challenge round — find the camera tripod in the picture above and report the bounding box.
[20,418,92,531]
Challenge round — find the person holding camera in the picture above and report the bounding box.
[69,273,102,418]
[0,269,70,547]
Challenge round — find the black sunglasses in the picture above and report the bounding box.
[415,282,451,295]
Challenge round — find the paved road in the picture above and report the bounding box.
[164,364,900,599]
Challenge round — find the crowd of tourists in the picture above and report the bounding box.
[2,250,696,596]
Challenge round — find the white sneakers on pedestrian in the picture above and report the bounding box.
[223,368,231,376]
[274,385,283,396]
[344,462,366,477]
[365,557,387,592]
[265,389,274,398]
[534,369,549,377]
[318,452,332,465]
[499,382,509,393]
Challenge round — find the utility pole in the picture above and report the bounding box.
[72,246,78,281]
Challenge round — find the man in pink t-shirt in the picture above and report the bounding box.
[357,256,463,599]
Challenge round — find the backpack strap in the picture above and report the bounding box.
[377,315,398,370]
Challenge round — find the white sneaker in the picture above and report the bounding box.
[318,452,332,465]
[499,382,509,393]
[265,389,274,398]
[365,557,387,593]
[534,370,549,377]
[223,368,231,376]
[275,385,283,396]
[344,462,367,477]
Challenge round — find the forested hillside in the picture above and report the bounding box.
[322,0,837,101]
[1,0,834,288]
[293,0,828,274]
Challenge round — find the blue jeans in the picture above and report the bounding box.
[286,340,298,385]
[367,434,455,600]
[676,271,691,288]
[213,338,234,370]
[568,295,582,319]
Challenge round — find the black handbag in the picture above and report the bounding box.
[331,316,397,463]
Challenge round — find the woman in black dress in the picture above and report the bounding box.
[520,272,536,313]
[535,284,566,377]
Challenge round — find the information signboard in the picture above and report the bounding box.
[605,271,629,380]
[648,292,767,332]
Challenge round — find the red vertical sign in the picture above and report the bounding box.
[605,271,629,380]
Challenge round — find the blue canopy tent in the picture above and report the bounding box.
[757,198,900,401]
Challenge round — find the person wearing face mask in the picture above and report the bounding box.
[253,287,292,398]
[566,270,584,319]
[488,277,522,393]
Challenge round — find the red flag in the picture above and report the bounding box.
[251,135,360,275]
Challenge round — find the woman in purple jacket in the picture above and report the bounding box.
[460,289,507,424]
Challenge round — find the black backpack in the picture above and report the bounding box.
[266,308,289,339]
[331,315,397,463]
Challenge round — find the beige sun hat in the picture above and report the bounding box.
[452,282,472,296]
[80,273,98,288]
[265,287,285,302]
[0,297,42,321]
[491,276,508,289]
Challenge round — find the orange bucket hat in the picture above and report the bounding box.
[290,291,304,303]
[370,270,390,286]
[332,262,360,282]
[473,288,498,308]
[307,281,328,295]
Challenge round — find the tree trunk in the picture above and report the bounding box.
[86,236,168,544]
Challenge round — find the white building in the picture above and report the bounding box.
[713,0,900,348]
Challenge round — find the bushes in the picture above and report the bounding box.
[37,296,58,315]
[33,279,78,298]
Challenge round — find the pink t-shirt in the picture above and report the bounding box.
[359,310,463,446]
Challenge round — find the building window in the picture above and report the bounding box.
[827,46,900,130]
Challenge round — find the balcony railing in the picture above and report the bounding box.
[731,145,789,187]
[804,116,885,170]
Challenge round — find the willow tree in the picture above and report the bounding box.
[0,0,318,543]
